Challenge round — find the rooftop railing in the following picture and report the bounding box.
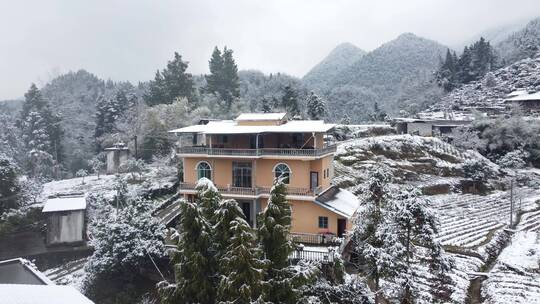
[176,144,337,158]
[178,182,322,197]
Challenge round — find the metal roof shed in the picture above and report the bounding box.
[42,196,87,245]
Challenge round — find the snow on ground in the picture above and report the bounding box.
[482,231,540,304]
[43,258,87,291]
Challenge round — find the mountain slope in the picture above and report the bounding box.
[305,33,447,122]
[439,54,540,110]
[496,17,540,64]
[455,19,531,51]
[302,43,366,88]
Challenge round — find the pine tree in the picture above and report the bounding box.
[281,85,300,117]
[0,153,21,215]
[351,165,406,304]
[195,177,222,226]
[18,84,62,176]
[258,179,301,303]
[144,52,194,106]
[261,97,272,113]
[390,186,453,303]
[306,92,326,120]
[205,46,240,109]
[205,47,224,97]
[161,200,216,304]
[216,200,266,303]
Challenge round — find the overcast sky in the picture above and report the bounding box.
[1,0,539,100]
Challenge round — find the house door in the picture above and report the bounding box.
[241,202,252,227]
[337,219,347,238]
[310,171,319,190]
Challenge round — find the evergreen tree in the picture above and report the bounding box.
[390,186,453,303]
[195,177,222,226]
[281,85,300,117]
[216,201,266,303]
[144,52,194,106]
[306,92,326,120]
[261,97,272,113]
[351,165,406,304]
[0,153,21,215]
[205,46,240,108]
[258,179,302,303]
[436,49,458,92]
[18,84,62,176]
[205,47,224,97]
[161,200,216,304]
[213,198,245,257]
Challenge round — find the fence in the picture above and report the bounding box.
[178,182,321,197]
[290,248,336,262]
[176,145,337,158]
[289,232,341,246]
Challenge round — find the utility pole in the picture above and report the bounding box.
[510,179,514,227]
[133,135,138,159]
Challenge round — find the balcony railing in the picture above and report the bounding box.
[178,182,322,197]
[176,145,337,158]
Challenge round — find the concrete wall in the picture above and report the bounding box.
[407,122,433,136]
[184,157,331,190]
[260,199,348,235]
[106,150,129,174]
[46,210,84,244]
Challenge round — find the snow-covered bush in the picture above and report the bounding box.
[463,158,494,182]
[497,149,529,169]
[83,197,165,296]
[118,159,146,181]
[301,278,371,304]
[0,153,21,214]
[76,169,88,184]
[0,206,43,237]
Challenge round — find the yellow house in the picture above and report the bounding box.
[169,113,359,239]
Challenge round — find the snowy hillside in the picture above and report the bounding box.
[333,134,498,190]
[439,54,540,110]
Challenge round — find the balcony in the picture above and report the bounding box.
[178,182,323,198]
[176,144,337,159]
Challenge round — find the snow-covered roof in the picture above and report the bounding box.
[0,284,94,304]
[235,112,286,121]
[314,186,360,218]
[506,91,540,101]
[169,119,336,134]
[42,196,87,213]
[0,258,53,285]
[507,89,528,98]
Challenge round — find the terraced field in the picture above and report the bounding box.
[431,188,540,250]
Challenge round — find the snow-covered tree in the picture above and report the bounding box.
[451,125,487,152]
[217,210,266,303]
[0,153,21,215]
[160,200,216,304]
[213,198,244,256]
[497,149,529,169]
[76,169,88,185]
[281,85,300,117]
[258,179,309,303]
[88,154,105,179]
[261,97,272,113]
[18,84,62,177]
[390,186,453,303]
[306,92,326,120]
[83,197,165,297]
[118,159,146,181]
[195,178,222,226]
[351,165,405,304]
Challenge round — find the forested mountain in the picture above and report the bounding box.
[304,33,447,122]
[496,17,540,65]
[302,42,366,89]
[455,19,531,51]
[239,70,309,112]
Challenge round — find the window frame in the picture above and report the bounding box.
[196,161,212,180]
[318,216,329,229]
[273,163,291,184]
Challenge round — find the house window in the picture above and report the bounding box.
[196,161,212,180]
[273,163,291,184]
[233,162,252,188]
[323,169,326,179]
[318,216,328,229]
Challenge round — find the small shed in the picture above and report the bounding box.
[42,195,87,245]
[105,142,130,174]
[504,91,540,112]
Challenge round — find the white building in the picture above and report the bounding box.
[42,195,87,245]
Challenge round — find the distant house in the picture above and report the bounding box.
[0,257,93,303]
[504,91,540,112]
[104,142,130,174]
[42,195,87,245]
[392,118,471,137]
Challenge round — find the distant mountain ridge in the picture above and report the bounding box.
[496,17,540,64]
[303,33,448,122]
[302,42,366,88]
